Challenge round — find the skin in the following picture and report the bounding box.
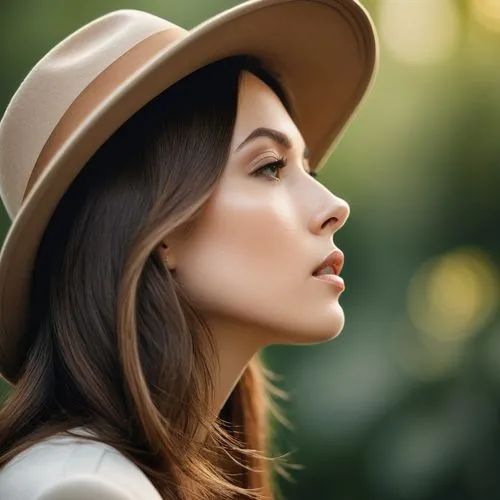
[161,71,350,418]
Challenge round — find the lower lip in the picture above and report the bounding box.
[313,274,345,292]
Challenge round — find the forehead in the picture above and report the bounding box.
[230,71,303,152]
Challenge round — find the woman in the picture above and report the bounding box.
[0,1,377,499]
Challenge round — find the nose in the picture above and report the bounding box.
[309,186,350,236]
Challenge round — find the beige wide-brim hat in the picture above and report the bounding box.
[0,0,378,383]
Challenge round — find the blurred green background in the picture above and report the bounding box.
[1,0,500,499]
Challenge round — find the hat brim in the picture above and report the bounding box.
[0,0,377,382]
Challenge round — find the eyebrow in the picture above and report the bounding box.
[236,127,311,161]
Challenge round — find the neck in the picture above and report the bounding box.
[197,317,267,440]
[212,319,265,417]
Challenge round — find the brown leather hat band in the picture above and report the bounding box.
[24,26,185,201]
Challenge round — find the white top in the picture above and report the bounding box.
[0,432,162,499]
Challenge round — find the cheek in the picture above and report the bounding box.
[174,184,345,342]
[175,187,302,316]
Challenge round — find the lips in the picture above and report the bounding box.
[312,249,344,277]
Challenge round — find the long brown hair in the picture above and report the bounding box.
[0,55,292,499]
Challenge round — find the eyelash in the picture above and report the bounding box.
[252,156,317,181]
[252,156,288,180]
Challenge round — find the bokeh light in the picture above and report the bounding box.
[471,0,500,33]
[407,248,499,343]
[378,0,460,64]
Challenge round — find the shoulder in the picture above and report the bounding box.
[0,431,162,500]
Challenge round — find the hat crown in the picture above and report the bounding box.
[0,10,176,219]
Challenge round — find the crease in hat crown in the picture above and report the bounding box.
[0,10,182,220]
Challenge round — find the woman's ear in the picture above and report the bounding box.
[158,241,177,271]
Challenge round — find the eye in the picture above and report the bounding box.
[252,156,287,181]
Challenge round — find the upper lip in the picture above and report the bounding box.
[312,249,344,276]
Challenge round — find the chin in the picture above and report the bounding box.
[276,306,346,346]
[307,315,345,344]
[307,300,345,343]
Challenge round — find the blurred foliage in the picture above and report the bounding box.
[1,1,500,499]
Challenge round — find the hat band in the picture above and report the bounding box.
[23,26,186,202]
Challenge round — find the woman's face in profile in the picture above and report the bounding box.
[166,71,350,345]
